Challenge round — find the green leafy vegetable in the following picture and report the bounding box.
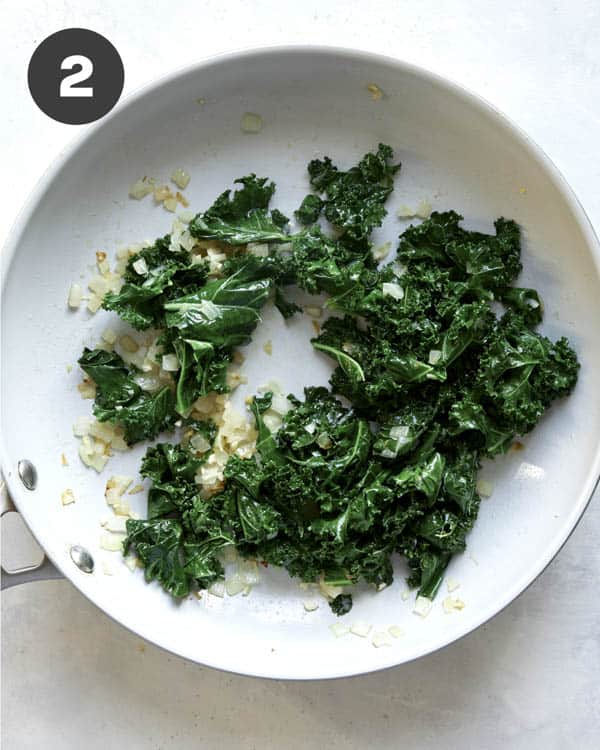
[103,237,207,330]
[75,145,579,611]
[330,593,353,616]
[78,348,176,444]
[189,175,290,245]
[307,143,400,241]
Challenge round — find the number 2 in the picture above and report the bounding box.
[59,55,93,98]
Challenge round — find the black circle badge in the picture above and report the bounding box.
[28,28,124,125]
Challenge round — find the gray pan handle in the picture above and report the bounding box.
[1,478,63,589]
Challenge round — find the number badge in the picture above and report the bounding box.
[28,28,124,125]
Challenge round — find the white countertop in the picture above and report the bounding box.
[2,1,599,747]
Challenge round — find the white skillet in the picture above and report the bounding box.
[2,46,599,679]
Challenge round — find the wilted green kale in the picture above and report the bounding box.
[306,143,400,242]
[188,175,290,245]
[330,593,353,616]
[103,236,208,330]
[77,145,579,611]
[78,348,176,444]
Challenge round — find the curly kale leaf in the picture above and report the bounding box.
[189,175,290,244]
[397,212,522,293]
[103,236,207,330]
[307,143,400,241]
[295,194,323,225]
[105,145,579,611]
[78,348,176,444]
[141,442,207,519]
[124,519,190,597]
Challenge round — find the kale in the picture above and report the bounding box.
[78,348,176,444]
[103,236,207,330]
[76,144,579,610]
[123,519,190,597]
[188,174,290,245]
[164,255,274,347]
[330,593,353,616]
[307,143,400,241]
[295,194,323,225]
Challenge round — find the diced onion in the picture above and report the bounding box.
[262,340,273,356]
[476,479,494,497]
[87,294,103,314]
[171,168,190,190]
[225,574,246,596]
[208,580,226,598]
[366,83,383,101]
[350,622,372,638]
[415,199,432,219]
[103,516,128,533]
[373,241,391,261]
[73,416,93,437]
[163,198,177,212]
[67,283,82,309]
[89,421,116,443]
[317,433,332,450]
[161,353,180,372]
[397,204,416,218]
[303,599,319,612]
[270,394,291,416]
[101,328,117,345]
[190,433,211,453]
[101,561,115,575]
[388,625,403,638]
[382,282,404,300]
[241,112,263,133]
[178,209,194,223]
[263,413,282,434]
[446,577,460,593]
[88,275,110,296]
[413,595,433,618]
[114,502,131,517]
[100,533,126,552]
[221,545,238,563]
[258,380,283,395]
[123,555,138,572]
[129,178,154,200]
[239,560,260,586]
[132,258,148,275]
[105,475,134,498]
[111,433,128,452]
[61,489,75,506]
[329,623,349,638]
[77,380,96,399]
[442,595,465,613]
[154,185,172,202]
[371,631,391,648]
[428,349,442,365]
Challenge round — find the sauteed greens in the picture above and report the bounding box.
[78,145,579,613]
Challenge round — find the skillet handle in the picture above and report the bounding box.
[0,479,63,589]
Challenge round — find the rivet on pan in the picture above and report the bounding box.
[17,460,38,490]
[70,545,94,574]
